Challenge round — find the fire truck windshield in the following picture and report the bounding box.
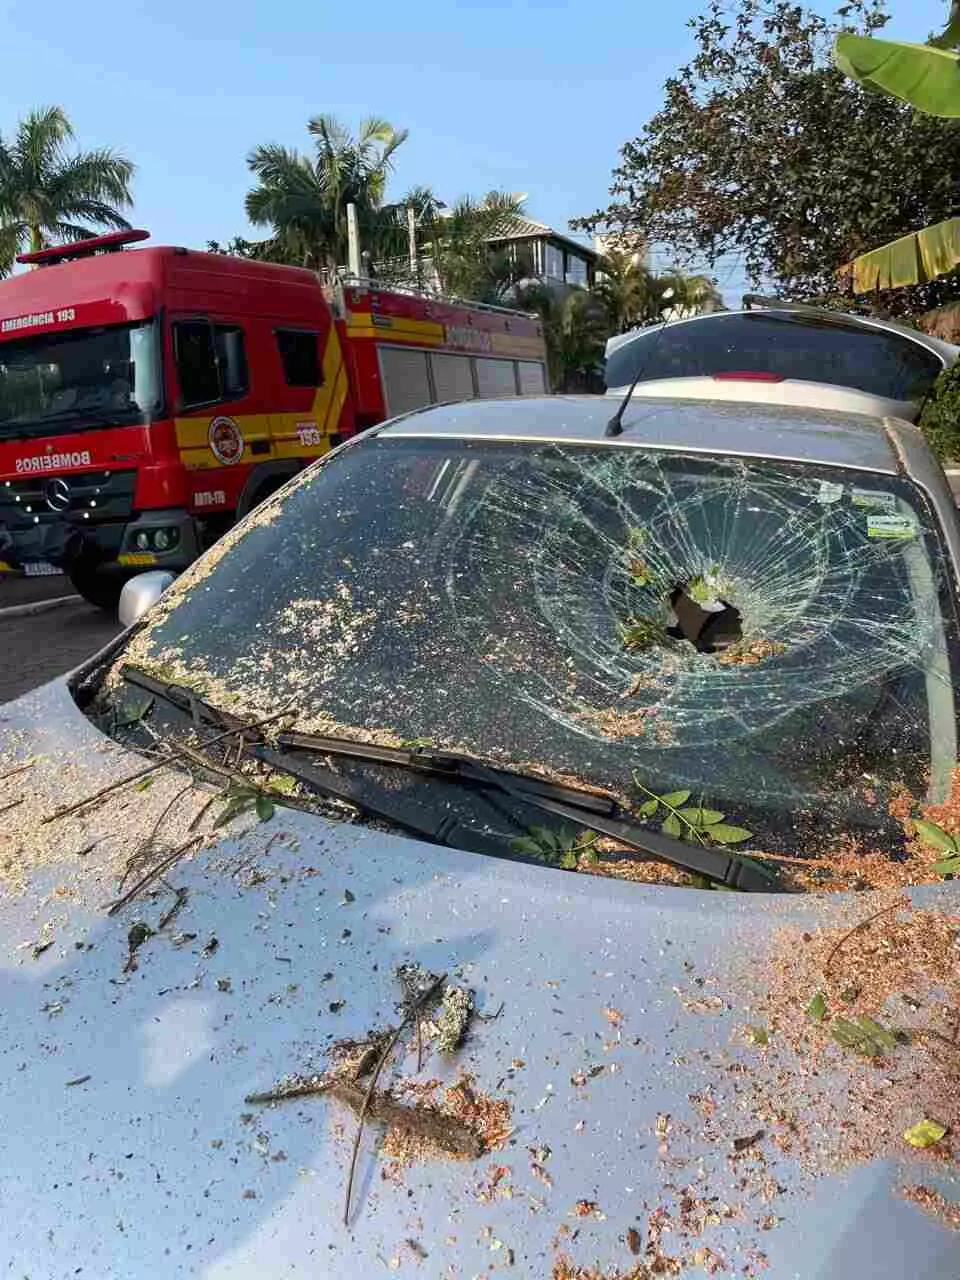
[0,319,161,438]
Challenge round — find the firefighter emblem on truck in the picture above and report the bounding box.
[208,416,245,465]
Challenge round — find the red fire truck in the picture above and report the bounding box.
[0,230,548,606]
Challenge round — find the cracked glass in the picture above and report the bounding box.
[124,436,959,855]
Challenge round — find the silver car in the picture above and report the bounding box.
[605,305,959,422]
[2,396,959,1277]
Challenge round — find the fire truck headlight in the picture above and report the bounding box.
[135,532,151,550]
[153,528,171,551]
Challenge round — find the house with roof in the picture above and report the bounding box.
[486,215,598,290]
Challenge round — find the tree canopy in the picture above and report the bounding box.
[574,0,960,310]
[0,106,134,276]
[245,115,408,271]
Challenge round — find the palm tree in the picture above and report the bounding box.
[245,115,408,271]
[421,191,527,299]
[594,251,724,332]
[515,281,610,392]
[0,106,134,276]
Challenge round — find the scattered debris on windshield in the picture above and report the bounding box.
[716,636,787,666]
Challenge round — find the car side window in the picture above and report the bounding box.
[276,329,321,387]
[174,320,249,409]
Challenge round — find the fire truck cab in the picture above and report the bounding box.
[0,231,547,607]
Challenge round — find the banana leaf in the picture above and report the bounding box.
[844,217,960,293]
[833,32,960,117]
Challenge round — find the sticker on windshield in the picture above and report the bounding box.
[867,514,917,540]
[852,488,897,511]
[816,481,843,504]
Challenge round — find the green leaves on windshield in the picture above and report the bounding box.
[632,778,753,847]
[215,782,277,828]
[511,825,598,870]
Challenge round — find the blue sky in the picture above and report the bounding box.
[0,0,949,298]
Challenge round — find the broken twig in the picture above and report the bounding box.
[42,706,292,825]
[331,1080,483,1159]
[825,902,902,972]
[158,885,189,931]
[343,972,446,1225]
[106,835,203,916]
[245,1074,332,1105]
[0,760,35,783]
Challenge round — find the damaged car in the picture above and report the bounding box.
[1,394,959,1277]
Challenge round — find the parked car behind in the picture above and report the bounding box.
[2,395,959,1277]
[605,304,959,423]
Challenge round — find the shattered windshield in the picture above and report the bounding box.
[117,436,959,855]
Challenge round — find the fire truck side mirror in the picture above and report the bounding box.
[119,570,176,628]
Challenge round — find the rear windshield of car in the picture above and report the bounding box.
[604,313,944,403]
[114,436,960,857]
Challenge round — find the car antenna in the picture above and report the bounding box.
[605,302,673,438]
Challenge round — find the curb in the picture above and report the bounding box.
[0,594,82,620]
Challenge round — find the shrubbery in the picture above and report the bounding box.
[919,363,960,462]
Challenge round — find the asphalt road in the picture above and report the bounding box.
[0,598,121,704]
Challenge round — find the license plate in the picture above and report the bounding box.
[23,561,63,578]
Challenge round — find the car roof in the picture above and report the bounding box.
[604,305,960,367]
[379,394,901,474]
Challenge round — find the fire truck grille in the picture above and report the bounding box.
[0,470,136,529]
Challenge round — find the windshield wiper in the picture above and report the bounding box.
[119,667,779,892]
[267,731,779,892]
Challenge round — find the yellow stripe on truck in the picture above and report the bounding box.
[174,330,344,471]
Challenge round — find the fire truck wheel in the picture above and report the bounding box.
[68,564,129,612]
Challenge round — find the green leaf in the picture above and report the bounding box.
[677,807,724,827]
[117,696,155,728]
[135,776,155,792]
[913,819,958,854]
[834,32,960,119]
[511,836,545,856]
[659,790,691,808]
[708,824,753,845]
[830,1015,899,1057]
[661,812,683,838]
[637,797,659,818]
[903,1118,949,1149]
[744,1024,769,1046]
[806,991,827,1024]
[255,794,275,822]
[533,825,561,852]
[559,850,578,870]
[931,855,960,876]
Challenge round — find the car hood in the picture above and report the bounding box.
[604,376,918,423]
[1,678,958,1279]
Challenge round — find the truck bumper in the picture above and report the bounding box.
[0,509,200,574]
